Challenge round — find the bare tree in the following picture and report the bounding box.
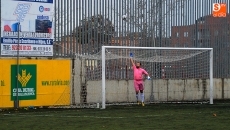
[118,0,185,47]
[72,15,115,53]
[54,7,72,42]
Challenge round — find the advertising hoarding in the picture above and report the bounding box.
[0,59,71,108]
[1,0,54,56]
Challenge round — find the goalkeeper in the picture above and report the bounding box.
[130,54,151,106]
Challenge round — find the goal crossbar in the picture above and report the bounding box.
[101,46,213,109]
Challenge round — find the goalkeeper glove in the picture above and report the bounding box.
[130,52,133,58]
[147,76,151,80]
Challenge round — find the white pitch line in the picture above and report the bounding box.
[3,114,125,119]
[2,111,219,119]
[2,113,180,119]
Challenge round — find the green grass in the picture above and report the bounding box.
[1,103,230,130]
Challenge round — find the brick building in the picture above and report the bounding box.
[171,14,230,48]
[54,35,141,56]
[171,14,230,78]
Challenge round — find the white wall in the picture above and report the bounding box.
[73,78,227,104]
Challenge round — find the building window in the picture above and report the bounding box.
[184,32,188,37]
[228,25,230,34]
[174,43,179,47]
[214,31,219,36]
[176,32,179,37]
[204,29,210,38]
[199,42,203,47]
[198,20,205,24]
[184,43,188,47]
[198,31,201,40]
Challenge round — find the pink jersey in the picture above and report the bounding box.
[133,65,148,81]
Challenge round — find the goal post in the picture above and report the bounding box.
[101,46,213,109]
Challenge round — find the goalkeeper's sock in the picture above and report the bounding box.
[141,93,144,103]
[136,93,139,101]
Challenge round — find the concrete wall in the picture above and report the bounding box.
[73,59,230,104]
[73,78,230,104]
[73,58,82,104]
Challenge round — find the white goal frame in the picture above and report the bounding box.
[101,46,213,109]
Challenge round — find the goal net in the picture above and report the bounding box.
[79,46,213,109]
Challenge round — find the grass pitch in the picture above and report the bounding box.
[1,103,230,130]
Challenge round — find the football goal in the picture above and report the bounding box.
[80,46,213,109]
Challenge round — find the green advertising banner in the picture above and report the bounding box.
[11,65,37,100]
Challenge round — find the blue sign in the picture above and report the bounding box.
[13,0,53,3]
[37,15,49,20]
[1,38,53,45]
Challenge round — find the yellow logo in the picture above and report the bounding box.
[18,69,32,87]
